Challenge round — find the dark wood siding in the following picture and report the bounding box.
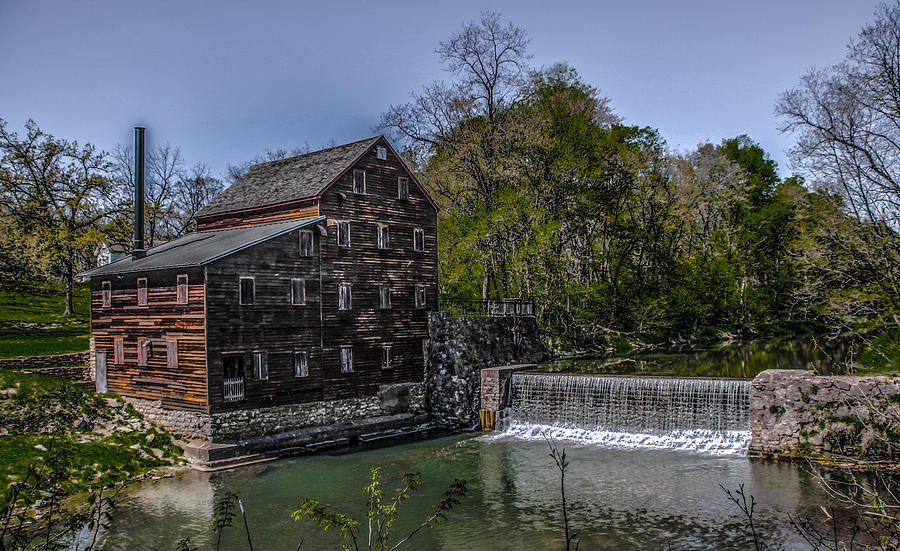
[90,269,208,412]
[316,140,438,400]
[205,230,324,413]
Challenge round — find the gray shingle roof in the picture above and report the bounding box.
[80,216,324,278]
[197,136,382,218]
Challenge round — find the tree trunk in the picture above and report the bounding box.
[64,257,74,317]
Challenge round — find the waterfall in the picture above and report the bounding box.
[498,373,751,455]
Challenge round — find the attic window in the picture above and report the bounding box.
[353,169,366,194]
[176,274,188,305]
[398,177,409,200]
[102,281,111,307]
[413,228,425,252]
[376,146,387,160]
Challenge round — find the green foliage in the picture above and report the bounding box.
[293,466,467,551]
[857,329,900,374]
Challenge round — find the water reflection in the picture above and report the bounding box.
[541,337,847,378]
[96,435,867,550]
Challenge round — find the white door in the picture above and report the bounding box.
[95,351,107,393]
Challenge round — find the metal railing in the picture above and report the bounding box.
[224,377,244,401]
[438,298,535,317]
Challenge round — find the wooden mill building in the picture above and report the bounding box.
[82,136,438,428]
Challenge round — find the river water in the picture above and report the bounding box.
[96,433,860,550]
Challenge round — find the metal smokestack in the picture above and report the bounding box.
[132,126,146,259]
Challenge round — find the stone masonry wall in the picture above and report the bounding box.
[128,381,425,442]
[0,351,89,370]
[750,369,900,458]
[426,313,544,427]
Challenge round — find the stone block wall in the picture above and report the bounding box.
[128,381,425,442]
[750,369,900,458]
[426,313,544,427]
[0,351,89,370]
[480,365,532,411]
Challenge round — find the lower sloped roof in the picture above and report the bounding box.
[80,216,324,278]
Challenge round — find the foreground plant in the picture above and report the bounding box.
[292,466,467,551]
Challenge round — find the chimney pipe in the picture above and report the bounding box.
[132,126,146,259]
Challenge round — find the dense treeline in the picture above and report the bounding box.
[380,9,900,348]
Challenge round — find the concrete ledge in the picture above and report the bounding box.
[481,364,535,411]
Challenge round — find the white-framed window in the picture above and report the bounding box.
[413,228,425,252]
[294,351,308,378]
[353,169,366,194]
[138,338,148,366]
[415,284,426,309]
[101,281,111,307]
[291,278,306,306]
[397,177,409,200]
[382,345,393,369]
[176,274,188,305]
[338,221,351,247]
[299,230,313,257]
[376,146,387,160]
[377,224,390,249]
[340,346,353,373]
[339,283,352,310]
[137,277,148,306]
[240,276,255,305]
[114,337,124,364]
[253,351,268,380]
[379,285,391,309]
[167,339,178,369]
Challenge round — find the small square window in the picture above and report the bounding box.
[379,285,391,309]
[102,281,111,307]
[398,177,409,200]
[340,347,353,373]
[177,274,188,305]
[240,277,255,305]
[138,339,148,366]
[137,277,148,306]
[339,283,352,310]
[338,221,351,247]
[377,224,390,249]
[253,351,268,380]
[291,278,306,306]
[376,146,387,160]
[114,337,124,364]
[167,340,178,368]
[294,351,308,378]
[382,345,393,369]
[413,229,425,252]
[415,285,426,309]
[353,169,366,194]
[299,230,313,257]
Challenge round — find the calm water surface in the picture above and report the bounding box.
[540,337,846,378]
[97,433,857,550]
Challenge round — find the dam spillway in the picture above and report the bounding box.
[499,373,752,455]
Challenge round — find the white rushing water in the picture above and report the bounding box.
[498,373,752,455]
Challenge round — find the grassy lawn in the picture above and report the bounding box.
[0,371,181,496]
[0,281,91,358]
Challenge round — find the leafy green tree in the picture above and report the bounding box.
[0,119,113,315]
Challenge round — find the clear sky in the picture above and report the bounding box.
[0,0,885,179]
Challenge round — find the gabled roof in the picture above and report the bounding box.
[80,216,324,278]
[197,136,382,219]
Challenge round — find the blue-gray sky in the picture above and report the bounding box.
[0,0,885,179]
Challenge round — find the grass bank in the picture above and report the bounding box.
[0,282,91,358]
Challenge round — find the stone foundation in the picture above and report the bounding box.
[128,381,426,443]
[426,313,544,427]
[750,369,900,458]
